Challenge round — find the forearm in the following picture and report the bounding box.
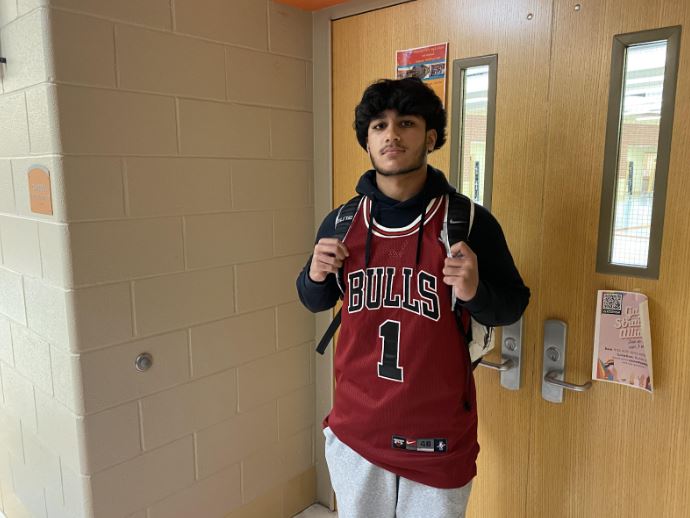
[459,204,531,326]
[295,208,343,312]
[459,279,530,326]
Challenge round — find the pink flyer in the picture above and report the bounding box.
[592,290,653,393]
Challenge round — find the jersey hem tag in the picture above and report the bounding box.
[391,435,448,453]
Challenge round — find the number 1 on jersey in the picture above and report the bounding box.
[378,320,404,382]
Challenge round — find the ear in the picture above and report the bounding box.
[426,129,437,152]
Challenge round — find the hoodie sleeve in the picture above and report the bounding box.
[458,204,530,326]
[296,208,342,313]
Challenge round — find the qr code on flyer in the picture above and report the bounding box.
[601,292,623,315]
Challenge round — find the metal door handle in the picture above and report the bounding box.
[542,319,593,403]
[475,317,523,390]
[480,358,515,371]
[544,371,592,392]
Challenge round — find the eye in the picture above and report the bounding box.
[400,119,416,128]
[370,121,386,130]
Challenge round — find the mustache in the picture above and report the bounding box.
[369,144,427,177]
[380,145,406,154]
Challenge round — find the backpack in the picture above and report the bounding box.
[315,192,495,368]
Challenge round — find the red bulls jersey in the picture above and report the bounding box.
[324,195,479,489]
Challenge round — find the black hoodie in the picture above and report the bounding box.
[296,166,530,325]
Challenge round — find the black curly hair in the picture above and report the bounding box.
[354,77,447,151]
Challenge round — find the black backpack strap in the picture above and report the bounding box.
[447,193,486,370]
[333,195,363,240]
[315,195,363,355]
[333,195,363,293]
[445,193,478,370]
[443,192,474,308]
[316,308,341,354]
[446,192,474,247]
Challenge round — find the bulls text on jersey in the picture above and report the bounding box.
[347,267,440,321]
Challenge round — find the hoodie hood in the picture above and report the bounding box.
[353,165,456,269]
[355,165,456,208]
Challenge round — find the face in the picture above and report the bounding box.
[366,109,437,177]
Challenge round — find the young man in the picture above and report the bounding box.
[296,78,529,517]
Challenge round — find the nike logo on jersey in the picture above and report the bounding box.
[392,435,449,453]
[347,267,440,321]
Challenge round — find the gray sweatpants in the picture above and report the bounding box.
[323,427,473,518]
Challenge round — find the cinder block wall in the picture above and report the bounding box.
[0,1,317,517]
[0,1,85,517]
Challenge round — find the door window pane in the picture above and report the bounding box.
[596,26,680,279]
[460,65,489,204]
[610,42,666,267]
[450,55,497,210]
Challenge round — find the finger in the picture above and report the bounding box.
[317,238,350,258]
[442,270,471,283]
[444,257,474,269]
[444,256,466,266]
[315,242,348,260]
[317,237,341,246]
[339,242,350,257]
[315,253,343,268]
[458,241,475,259]
[449,241,465,257]
[442,275,467,286]
[449,241,474,258]
[313,259,339,274]
[442,265,468,276]
[318,239,349,257]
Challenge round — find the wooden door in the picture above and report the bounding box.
[332,1,551,516]
[331,0,690,516]
[526,1,690,516]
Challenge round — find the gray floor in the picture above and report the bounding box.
[294,503,337,517]
[0,503,332,517]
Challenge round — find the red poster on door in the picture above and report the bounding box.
[396,43,448,104]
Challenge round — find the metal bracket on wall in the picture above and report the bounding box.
[479,316,523,390]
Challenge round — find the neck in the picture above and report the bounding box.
[375,165,428,202]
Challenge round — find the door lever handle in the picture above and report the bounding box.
[480,358,515,372]
[542,319,594,403]
[475,317,524,390]
[544,371,592,392]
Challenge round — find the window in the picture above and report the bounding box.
[450,55,497,209]
[596,27,681,278]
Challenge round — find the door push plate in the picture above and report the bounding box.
[478,317,523,390]
[500,317,523,390]
[542,319,567,403]
[542,320,593,403]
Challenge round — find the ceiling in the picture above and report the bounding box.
[272,0,350,11]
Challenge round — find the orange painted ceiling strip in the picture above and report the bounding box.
[272,0,350,11]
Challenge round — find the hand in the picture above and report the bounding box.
[442,241,479,301]
[309,238,350,282]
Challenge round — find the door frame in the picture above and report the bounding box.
[311,0,417,507]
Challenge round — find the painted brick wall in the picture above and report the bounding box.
[0,1,316,517]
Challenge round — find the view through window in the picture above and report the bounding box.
[610,41,667,267]
[459,65,490,205]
